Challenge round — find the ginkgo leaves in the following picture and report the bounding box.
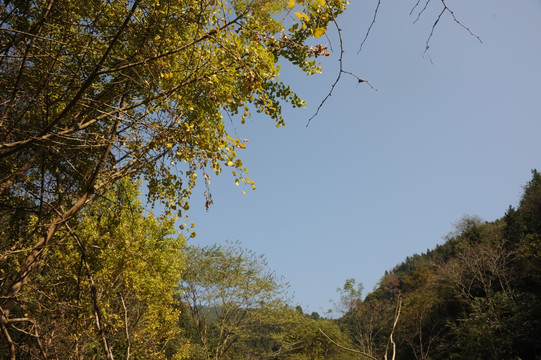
[0,1,352,357]
[295,11,310,23]
[289,0,326,9]
[290,0,328,36]
[0,0,350,234]
[223,136,255,193]
[312,27,327,38]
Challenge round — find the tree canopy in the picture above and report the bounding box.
[0,1,348,354]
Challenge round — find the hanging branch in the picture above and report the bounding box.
[422,0,482,54]
[358,0,382,54]
[307,19,376,126]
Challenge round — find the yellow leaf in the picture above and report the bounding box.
[313,27,326,38]
[288,0,295,9]
[227,161,234,166]
[295,12,310,22]
[235,179,240,186]
[316,0,325,6]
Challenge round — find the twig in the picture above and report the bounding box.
[342,70,378,91]
[358,0,381,54]
[409,0,424,16]
[412,0,431,23]
[307,20,376,126]
[441,0,482,43]
[424,0,482,54]
[424,7,445,53]
[306,20,344,126]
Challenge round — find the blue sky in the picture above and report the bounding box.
[186,0,541,314]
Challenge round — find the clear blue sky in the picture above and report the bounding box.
[185,0,541,314]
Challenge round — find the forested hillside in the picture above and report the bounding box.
[169,170,541,359]
[335,170,541,360]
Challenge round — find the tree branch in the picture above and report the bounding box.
[384,292,402,360]
[66,223,115,360]
[120,294,131,360]
[358,0,381,54]
[318,327,378,360]
[307,19,376,126]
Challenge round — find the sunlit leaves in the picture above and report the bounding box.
[15,180,187,358]
[313,27,327,38]
[0,3,350,354]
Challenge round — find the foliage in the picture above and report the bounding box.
[0,179,186,359]
[0,0,348,356]
[178,241,288,359]
[283,314,357,360]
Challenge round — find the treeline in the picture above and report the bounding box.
[335,170,541,360]
[0,177,355,359]
[3,171,539,359]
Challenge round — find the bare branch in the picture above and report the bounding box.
[342,70,378,91]
[424,0,482,54]
[384,292,402,360]
[424,7,445,53]
[358,0,381,54]
[307,20,376,126]
[120,294,131,360]
[412,0,431,23]
[441,0,482,43]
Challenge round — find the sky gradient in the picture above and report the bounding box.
[185,0,541,314]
